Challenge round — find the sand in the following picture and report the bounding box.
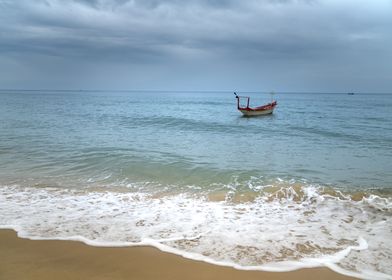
[0,229,357,280]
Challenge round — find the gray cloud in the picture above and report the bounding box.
[0,0,391,91]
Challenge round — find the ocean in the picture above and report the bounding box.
[0,90,391,279]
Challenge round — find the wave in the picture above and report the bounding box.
[1,182,391,279]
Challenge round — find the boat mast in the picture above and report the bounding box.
[234,92,251,109]
[234,92,240,110]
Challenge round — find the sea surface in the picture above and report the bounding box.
[0,90,391,279]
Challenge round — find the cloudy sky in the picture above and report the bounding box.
[0,0,391,92]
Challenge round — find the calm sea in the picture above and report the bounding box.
[1,90,391,279]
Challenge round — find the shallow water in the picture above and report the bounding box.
[0,90,391,279]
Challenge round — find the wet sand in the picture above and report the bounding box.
[0,229,357,280]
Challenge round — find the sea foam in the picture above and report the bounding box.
[0,184,391,280]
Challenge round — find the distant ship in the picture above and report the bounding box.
[348,92,355,95]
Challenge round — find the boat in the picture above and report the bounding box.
[234,92,277,116]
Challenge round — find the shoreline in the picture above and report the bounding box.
[0,229,357,280]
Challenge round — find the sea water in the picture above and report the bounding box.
[0,90,391,279]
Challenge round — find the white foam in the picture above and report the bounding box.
[0,185,391,279]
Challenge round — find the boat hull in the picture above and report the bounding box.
[239,108,274,116]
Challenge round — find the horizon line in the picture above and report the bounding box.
[0,89,391,95]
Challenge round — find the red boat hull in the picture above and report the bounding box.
[237,99,277,116]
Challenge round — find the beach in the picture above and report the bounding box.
[0,229,356,280]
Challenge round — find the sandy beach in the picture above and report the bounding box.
[0,229,357,280]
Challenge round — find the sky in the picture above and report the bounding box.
[0,0,391,92]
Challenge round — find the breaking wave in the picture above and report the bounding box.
[1,180,391,280]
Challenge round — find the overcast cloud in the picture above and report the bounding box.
[0,0,391,92]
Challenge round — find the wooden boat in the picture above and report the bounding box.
[234,92,277,116]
